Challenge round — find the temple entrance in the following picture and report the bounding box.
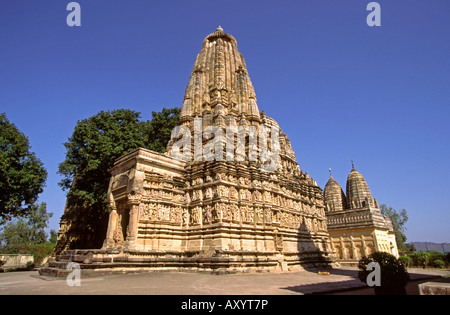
[120,208,130,241]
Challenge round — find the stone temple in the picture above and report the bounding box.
[44,27,334,275]
[323,164,399,262]
[44,27,396,276]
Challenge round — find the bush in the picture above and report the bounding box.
[27,243,55,265]
[428,251,446,267]
[26,261,35,269]
[358,252,410,295]
[407,251,448,268]
[0,244,29,255]
[399,255,412,268]
[431,259,445,269]
[411,251,430,268]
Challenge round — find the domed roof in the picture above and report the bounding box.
[203,26,238,47]
[346,165,373,209]
[181,27,259,121]
[324,176,347,212]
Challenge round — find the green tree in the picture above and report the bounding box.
[380,204,409,252]
[49,229,58,243]
[57,108,180,241]
[0,113,47,224]
[413,251,430,268]
[58,109,148,210]
[145,107,181,153]
[0,202,52,246]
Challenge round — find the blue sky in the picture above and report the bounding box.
[1,0,449,243]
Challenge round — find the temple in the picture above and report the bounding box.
[323,164,399,263]
[44,27,335,276]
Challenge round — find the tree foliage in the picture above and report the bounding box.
[380,204,409,251]
[0,113,47,224]
[0,202,53,246]
[358,252,410,295]
[57,108,180,223]
[145,107,182,153]
[58,109,147,209]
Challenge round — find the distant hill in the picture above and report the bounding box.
[408,242,450,253]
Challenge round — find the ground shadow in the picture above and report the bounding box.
[281,266,449,295]
[281,266,365,294]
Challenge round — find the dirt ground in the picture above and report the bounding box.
[0,267,448,295]
[328,274,450,295]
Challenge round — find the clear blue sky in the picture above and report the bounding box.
[1,1,449,243]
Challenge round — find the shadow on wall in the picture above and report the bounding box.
[55,204,109,254]
[288,215,333,269]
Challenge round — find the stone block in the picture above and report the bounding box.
[419,282,450,295]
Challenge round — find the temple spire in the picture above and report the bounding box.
[180,27,259,122]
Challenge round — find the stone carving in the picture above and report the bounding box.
[217,185,229,197]
[203,205,213,224]
[191,207,202,225]
[215,173,226,180]
[263,191,272,203]
[229,186,238,199]
[205,187,213,199]
[182,209,189,226]
[231,204,240,222]
[252,190,262,202]
[255,207,263,225]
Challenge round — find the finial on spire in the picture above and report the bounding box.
[351,160,355,170]
[216,25,224,32]
[329,168,332,177]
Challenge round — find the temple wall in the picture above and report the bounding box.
[328,227,398,261]
[99,148,334,270]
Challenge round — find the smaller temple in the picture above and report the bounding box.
[323,164,398,263]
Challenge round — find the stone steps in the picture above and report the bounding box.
[39,247,333,278]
